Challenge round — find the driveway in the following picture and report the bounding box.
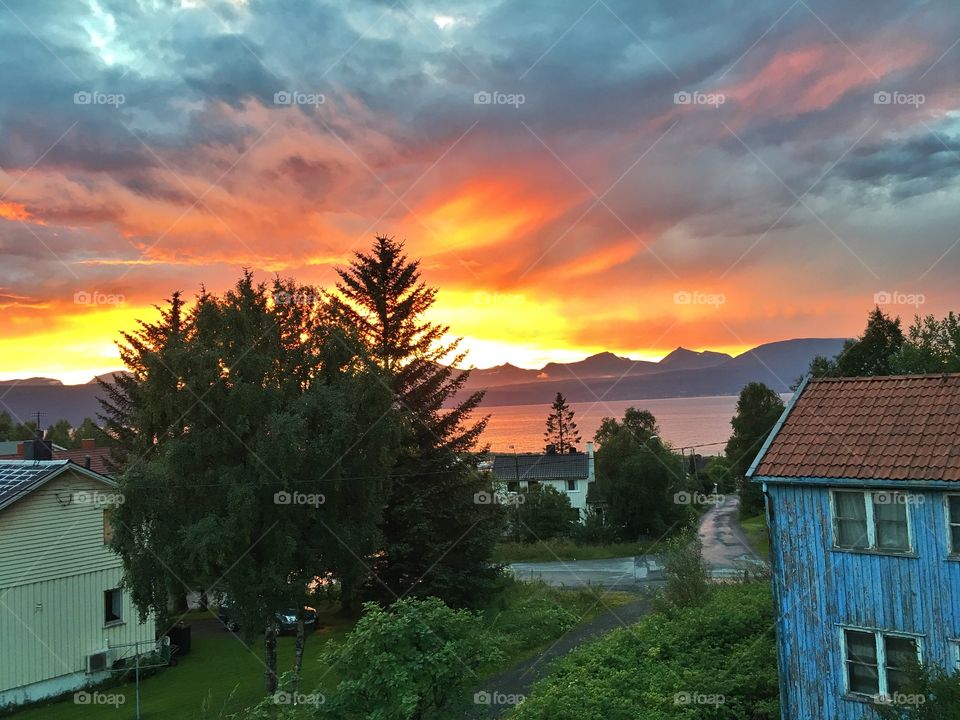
[507,494,763,590]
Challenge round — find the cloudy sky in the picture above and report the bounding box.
[1,0,959,382]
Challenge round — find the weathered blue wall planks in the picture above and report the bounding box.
[765,480,960,720]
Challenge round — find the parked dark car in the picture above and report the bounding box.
[217,597,318,635]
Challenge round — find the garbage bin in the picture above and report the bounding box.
[167,622,192,657]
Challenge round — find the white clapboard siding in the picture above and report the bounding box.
[0,468,155,694]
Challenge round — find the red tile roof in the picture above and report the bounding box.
[753,374,960,481]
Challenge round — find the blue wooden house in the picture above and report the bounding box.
[749,374,960,719]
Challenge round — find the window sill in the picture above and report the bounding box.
[831,546,917,559]
[104,620,125,629]
[842,693,883,706]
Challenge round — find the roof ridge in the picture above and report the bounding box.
[809,373,960,382]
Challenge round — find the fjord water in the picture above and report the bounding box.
[480,395,750,454]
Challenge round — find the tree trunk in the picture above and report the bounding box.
[339,575,354,615]
[264,622,278,694]
[292,609,307,692]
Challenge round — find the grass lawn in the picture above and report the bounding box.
[740,513,771,558]
[10,606,355,720]
[10,581,633,720]
[492,538,650,563]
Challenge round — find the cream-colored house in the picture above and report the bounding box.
[491,442,596,518]
[0,458,156,708]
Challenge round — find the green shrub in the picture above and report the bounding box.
[660,530,710,608]
[509,485,579,542]
[875,664,960,719]
[510,583,779,720]
[571,508,620,545]
[319,598,502,720]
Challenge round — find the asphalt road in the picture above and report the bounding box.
[508,494,763,589]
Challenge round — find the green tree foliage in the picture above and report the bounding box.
[808,307,905,378]
[103,274,398,693]
[704,455,735,494]
[45,418,73,448]
[0,411,13,441]
[543,392,581,453]
[510,485,578,543]
[320,597,502,720]
[73,417,111,446]
[725,383,785,516]
[592,408,687,540]
[891,311,960,373]
[875,664,960,719]
[333,236,503,607]
[510,583,779,720]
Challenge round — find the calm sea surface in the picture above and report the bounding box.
[478,395,747,454]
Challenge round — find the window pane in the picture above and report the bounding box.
[886,669,911,694]
[845,630,879,695]
[952,527,960,555]
[835,491,867,519]
[835,492,868,548]
[874,497,909,551]
[837,519,869,548]
[848,662,880,695]
[846,630,877,663]
[885,636,918,669]
[950,496,960,524]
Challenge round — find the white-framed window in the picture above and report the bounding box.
[567,479,577,492]
[842,627,921,699]
[946,495,960,555]
[951,640,960,672]
[830,490,911,553]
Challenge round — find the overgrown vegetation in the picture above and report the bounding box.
[509,583,780,720]
[875,663,960,719]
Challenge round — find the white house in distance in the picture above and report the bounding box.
[491,442,595,518]
[0,451,155,708]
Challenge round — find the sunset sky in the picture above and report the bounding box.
[1,0,959,383]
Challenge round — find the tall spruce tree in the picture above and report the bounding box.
[544,392,581,453]
[333,236,503,607]
[102,274,397,693]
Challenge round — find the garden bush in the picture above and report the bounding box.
[510,582,780,720]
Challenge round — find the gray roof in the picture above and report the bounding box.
[492,453,589,481]
[0,460,114,511]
